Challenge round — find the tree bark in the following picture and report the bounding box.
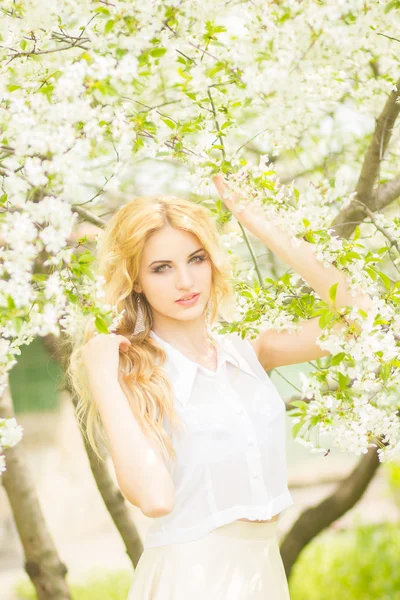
[280,445,381,577]
[0,377,71,600]
[43,334,144,568]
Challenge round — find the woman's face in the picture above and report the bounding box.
[134,225,213,325]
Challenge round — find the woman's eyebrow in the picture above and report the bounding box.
[149,247,204,267]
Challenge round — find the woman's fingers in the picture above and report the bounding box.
[212,173,227,196]
[212,173,236,211]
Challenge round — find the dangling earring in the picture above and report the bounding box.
[205,298,213,325]
[133,293,146,335]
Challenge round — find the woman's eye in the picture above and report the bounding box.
[191,255,206,264]
[153,255,206,273]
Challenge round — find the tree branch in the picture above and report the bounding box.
[330,77,400,238]
[3,16,95,65]
[356,77,400,204]
[375,174,400,209]
[71,204,106,228]
[352,198,400,251]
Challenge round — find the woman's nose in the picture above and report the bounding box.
[176,266,194,288]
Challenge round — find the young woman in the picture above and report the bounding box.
[70,174,373,599]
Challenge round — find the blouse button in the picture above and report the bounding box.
[235,406,243,415]
[247,436,255,446]
[252,472,260,479]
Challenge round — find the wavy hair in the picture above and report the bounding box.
[66,195,236,468]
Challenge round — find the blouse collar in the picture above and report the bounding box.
[149,328,263,407]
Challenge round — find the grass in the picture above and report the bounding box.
[289,521,400,600]
[15,569,132,600]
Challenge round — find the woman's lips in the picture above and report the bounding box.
[175,293,200,306]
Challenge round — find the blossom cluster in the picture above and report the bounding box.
[0,418,24,474]
[0,0,399,464]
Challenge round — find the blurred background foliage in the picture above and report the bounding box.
[8,338,63,413]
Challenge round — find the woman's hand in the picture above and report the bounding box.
[212,173,243,214]
[212,171,273,236]
[212,172,257,225]
[82,333,131,387]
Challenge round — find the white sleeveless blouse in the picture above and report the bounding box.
[143,328,293,548]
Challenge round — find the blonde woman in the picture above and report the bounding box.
[69,174,372,599]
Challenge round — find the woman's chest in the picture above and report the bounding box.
[171,370,286,465]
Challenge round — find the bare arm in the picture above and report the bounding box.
[89,375,175,518]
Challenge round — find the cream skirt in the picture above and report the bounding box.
[127,520,290,599]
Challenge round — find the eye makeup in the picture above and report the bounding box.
[152,254,206,273]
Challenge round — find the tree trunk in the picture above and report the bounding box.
[0,377,71,600]
[280,445,380,577]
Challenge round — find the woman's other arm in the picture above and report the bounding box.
[90,375,175,518]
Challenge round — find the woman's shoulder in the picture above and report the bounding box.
[214,329,261,370]
[215,329,257,352]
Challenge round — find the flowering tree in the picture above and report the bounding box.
[0,0,400,590]
[1,0,399,464]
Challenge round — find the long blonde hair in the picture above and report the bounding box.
[67,195,236,467]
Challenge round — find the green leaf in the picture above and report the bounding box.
[95,315,109,335]
[220,120,233,131]
[104,20,115,34]
[12,317,24,334]
[381,363,391,382]
[304,232,316,243]
[289,400,309,410]
[329,282,339,305]
[150,47,167,58]
[377,270,391,290]
[318,309,335,329]
[292,420,304,438]
[184,92,197,101]
[20,39,27,51]
[80,265,95,280]
[208,64,224,77]
[132,137,144,154]
[177,66,191,80]
[337,371,348,389]
[345,250,361,261]
[385,0,400,12]
[95,6,110,16]
[78,251,95,264]
[365,266,377,281]
[161,117,176,129]
[332,352,346,366]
